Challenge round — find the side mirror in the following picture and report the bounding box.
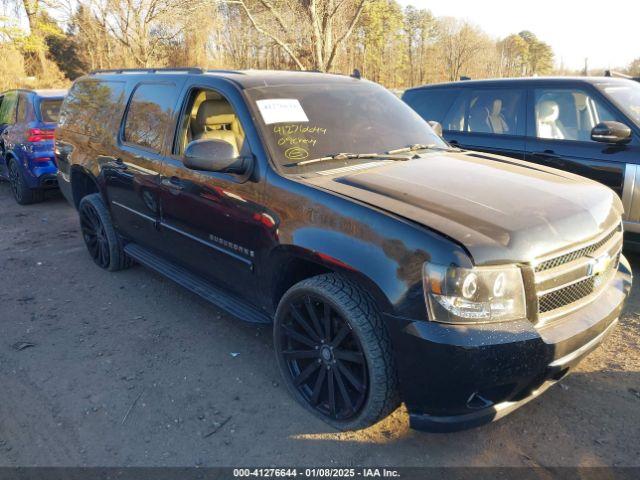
[591,121,632,144]
[428,120,443,138]
[183,139,248,174]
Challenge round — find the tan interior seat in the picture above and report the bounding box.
[487,99,509,134]
[536,100,565,140]
[194,99,240,156]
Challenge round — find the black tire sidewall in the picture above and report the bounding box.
[8,159,37,205]
[274,274,398,431]
[78,193,131,271]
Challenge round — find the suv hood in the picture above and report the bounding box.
[303,150,622,265]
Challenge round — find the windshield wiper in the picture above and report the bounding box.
[386,143,438,154]
[286,152,409,167]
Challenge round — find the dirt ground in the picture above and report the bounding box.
[0,181,638,468]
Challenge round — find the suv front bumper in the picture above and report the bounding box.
[386,255,632,432]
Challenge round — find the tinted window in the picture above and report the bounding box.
[245,82,447,174]
[403,89,460,123]
[60,80,126,138]
[40,99,63,123]
[534,88,618,142]
[447,89,525,135]
[596,81,640,125]
[123,83,177,153]
[0,91,17,125]
[16,94,28,123]
[444,92,467,131]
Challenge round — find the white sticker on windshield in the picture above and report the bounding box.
[256,99,309,125]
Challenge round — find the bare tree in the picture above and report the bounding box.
[91,0,207,67]
[437,18,488,81]
[229,0,368,72]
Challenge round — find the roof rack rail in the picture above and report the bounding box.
[204,69,247,75]
[90,67,204,75]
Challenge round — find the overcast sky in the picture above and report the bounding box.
[401,0,640,71]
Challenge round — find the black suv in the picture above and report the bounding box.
[55,69,631,432]
[402,77,640,248]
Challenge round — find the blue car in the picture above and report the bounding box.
[0,89,66,204]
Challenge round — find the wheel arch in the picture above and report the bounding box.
[3,149,18,166]
[268,245,394,315]
[70,166,103,209]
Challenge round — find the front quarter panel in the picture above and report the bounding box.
[264,169,472,319]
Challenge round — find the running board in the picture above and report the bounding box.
[124,243,271,324]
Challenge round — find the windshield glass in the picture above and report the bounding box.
[40,98,63,123]
[245,81,447,174]
[597,80,640,124]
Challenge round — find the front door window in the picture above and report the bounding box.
[533,88,618,142]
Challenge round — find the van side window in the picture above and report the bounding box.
[123,83,177,153]
[446,89,525,136]
[60,80,126,138]
[174,88,246,157]
[403,89,460,125]
[534,88,619,142]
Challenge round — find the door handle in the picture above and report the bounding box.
[449,139,459,145]
[538,149,556,155]
[161,176,184,190]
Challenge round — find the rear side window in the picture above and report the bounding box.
[59,80,126,138]
[40,99,63,123]
[123,83,177,153]
[403,89,460,124]
[0,91,18,125]
[446,88,525,136]
[16,94,28,122]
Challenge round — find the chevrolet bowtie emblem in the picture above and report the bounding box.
[588,253,611,277]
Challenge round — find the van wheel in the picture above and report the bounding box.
[274,274,400,431]
[8,159,43,205]
[78,193,132,271]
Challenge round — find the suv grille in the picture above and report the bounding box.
[539,277,595,313]
[534,223,622,322]
[535,225,620,272]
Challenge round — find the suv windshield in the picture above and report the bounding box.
[40,98,63,123]
[245,81,447,174]
[597,81,640,124]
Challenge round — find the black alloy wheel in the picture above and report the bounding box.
[279,293,369,421]
[80,198,111,269]
[275,274,400,431]
[77,193,133,271]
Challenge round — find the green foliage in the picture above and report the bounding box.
[359,0,405,83]
[517,30,554,75]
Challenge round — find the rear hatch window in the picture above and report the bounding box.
[40,99,63,123]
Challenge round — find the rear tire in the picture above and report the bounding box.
[78,193,132,271]
[274,274,400,431]
[8,158,44,205]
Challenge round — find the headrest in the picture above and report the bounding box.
[491,99,502,116]
[537,100,560,123]
[197,100,235,127]
[574,93,588,111]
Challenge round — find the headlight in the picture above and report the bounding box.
[422,262,526,324]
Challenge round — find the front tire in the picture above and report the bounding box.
[8,158,44,205]
[274,274,400,431]
[78,193,132,271]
